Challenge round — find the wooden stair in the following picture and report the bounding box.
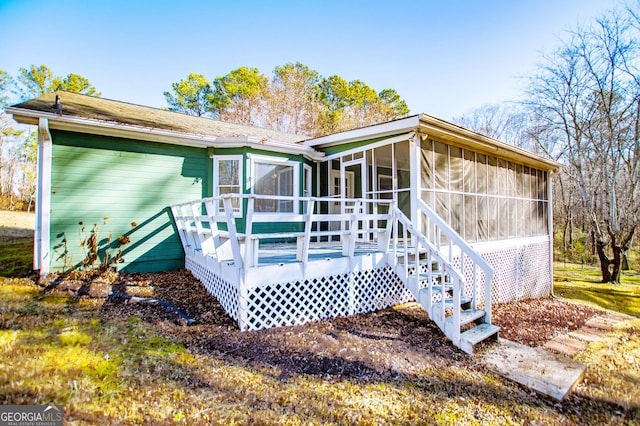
[388,203,499,355]
[395,257,499,354]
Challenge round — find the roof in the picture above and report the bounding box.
[9,91,306,144]
[305,114,561,172]
[8,91,560,171]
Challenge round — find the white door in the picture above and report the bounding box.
[341,159,367,240]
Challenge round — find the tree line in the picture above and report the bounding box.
[0,63,409,210]
[0,65,101,210]
[163,62,410,137]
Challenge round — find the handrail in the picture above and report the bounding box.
[390,207,463,344]
[388,199,495,347]
[416,198,493,273]
[391,208,465,283]
[415,198,494,322]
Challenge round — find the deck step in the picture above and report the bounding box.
[445,309,486,327]
[459,323,500,354]
[414,271,446,282]
[444,295,472,307]
[417,287,461,303]
[429,284,453,293]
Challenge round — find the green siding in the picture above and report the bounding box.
[49,130,208,273]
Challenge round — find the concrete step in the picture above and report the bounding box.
[481,339,586,401]
[459,323,500,354]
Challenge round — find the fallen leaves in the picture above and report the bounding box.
[492,297,601,347]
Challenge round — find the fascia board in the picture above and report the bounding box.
[7,107,324,161]
[303,115,420,148]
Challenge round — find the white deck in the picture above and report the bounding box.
[170,194,549,353]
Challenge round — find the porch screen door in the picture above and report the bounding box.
[341,159,367,241]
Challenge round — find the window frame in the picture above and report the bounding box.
[213,155,243,217]
[250,155,300,214]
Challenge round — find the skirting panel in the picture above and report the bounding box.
[184,237,552,332]
[242,266,412,331]
[477,238,552,303]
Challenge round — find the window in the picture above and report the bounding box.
[378,175,393,199]
[213,156,242,215]
[253,158,299,213]
[419,140,550,242]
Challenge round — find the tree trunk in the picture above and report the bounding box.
[596,240,612,282]
[611,244,623,284]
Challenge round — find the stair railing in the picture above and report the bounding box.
[390,207,463,343]
[414,198,494,325]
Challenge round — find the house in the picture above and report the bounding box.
[7,91,560,353]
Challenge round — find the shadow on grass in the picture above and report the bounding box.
[101,277,640,422]
[555,282,640,317]
[0,236,34,278]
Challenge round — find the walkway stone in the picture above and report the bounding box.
[483,311,634,401]
[543,335,585,357]
[545,312,633,357]
[481,339,586,401]
[568,328,606,342]
[543,339,582,357]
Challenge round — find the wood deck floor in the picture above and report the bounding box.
[256,241,382,265]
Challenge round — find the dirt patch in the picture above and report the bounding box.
[0,210,35,240]
[492,298,601,347]
[39,269,601,382]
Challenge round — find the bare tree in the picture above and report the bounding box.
[527,7,640,282]
[452,103,546,152]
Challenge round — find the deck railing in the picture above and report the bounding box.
[170,194,394,279]
[415,198,494,321]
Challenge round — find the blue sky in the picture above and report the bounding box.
[0,0,622,120]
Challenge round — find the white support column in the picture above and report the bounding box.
[410,132,421,243]
[547,171,555,294]
[35,118,52,276]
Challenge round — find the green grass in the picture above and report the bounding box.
[0,238,33,277]
[554,263,640,317]
[0,273,639,424]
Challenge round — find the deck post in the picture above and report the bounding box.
[244,197,256,267]
[298,199,315,263]
[35,117,52,275]
[547,171,554,296]
[222,197,244,272]
[410,133,422,246]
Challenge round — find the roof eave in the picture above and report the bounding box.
[303,115,421,148]
[7,106,324,161]
[418,114,561,171]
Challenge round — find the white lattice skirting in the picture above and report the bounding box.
[184,236,552,331]
[474,236,553,303]
[242,266,413,330]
